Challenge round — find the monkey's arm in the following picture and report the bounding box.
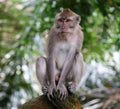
[56,46,76,100]
[47,37,57,100]
[47,30,56,85]
[58,47,76,84]
[47,54,56,84]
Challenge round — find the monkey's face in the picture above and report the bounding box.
[55,16,80,35]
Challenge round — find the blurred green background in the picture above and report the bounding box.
[0,0,120,109]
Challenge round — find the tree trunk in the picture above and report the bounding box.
[19,94,83,109]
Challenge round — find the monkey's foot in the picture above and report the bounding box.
[67,83,76,93]
[42,86,48,95]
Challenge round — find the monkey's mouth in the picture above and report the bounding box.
[61,32,68,33]
[61,31,69,34]
[60,32,69,36]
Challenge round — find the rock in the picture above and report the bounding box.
[19,94,83,109]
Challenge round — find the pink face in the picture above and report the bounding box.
[58,18,74,33]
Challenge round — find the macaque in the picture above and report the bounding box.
[36,8,84,100]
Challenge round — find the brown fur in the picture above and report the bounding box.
[59,9,78,18]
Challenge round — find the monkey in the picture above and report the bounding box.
[36,8,84,101]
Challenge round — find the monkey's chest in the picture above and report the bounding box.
[56,42,70,69]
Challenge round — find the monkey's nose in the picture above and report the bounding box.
[62,25,65,29]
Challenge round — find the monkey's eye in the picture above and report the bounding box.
[56,25,60,28]
[58,18,63,22]
[70,26,74,28]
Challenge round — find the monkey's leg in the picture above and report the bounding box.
[67,53,83,93]
[36,56,48,94]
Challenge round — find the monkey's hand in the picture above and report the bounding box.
[47,84,56,101]
[57,83,68,100]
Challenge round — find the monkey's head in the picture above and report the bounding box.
[54,8,81,35]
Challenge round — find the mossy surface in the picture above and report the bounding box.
[19,94,83,109]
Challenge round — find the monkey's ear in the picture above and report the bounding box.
[60,8,64,12]
[76,16,81,23]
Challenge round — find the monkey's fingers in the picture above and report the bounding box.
[61,90,68,100]
[51,91,55,98]
[58,89,62,99]
[47,93,53,101]
[47,89,54,101]
[63,90,68,100]
[57,88,67,100]
[60,92,63,100]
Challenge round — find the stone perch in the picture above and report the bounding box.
[19,94,83,109]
